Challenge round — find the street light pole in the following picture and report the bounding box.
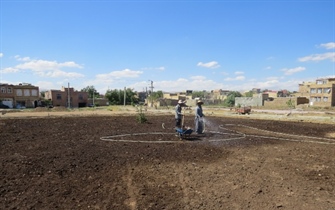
[148,80,154,107]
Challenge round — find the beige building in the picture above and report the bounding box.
[298,77,335,107]
[0,83,39,108]
[211,89,230,100]
[45,86,88,108]
[263,91,279,99]
[162,91,192,101]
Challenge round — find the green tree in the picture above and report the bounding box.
[148,90,163,101]
[105,88,139,105]
[40,91,46,98]
[286,98,295,109]
[81,86,99,98]
[105,89,120,105]
[224,91,242,107]
[192,91,205,99]
[244,91,253,97]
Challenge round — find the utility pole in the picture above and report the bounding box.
[148,80,154,107]
[92,90,94,107]
[67,83,71,109]
[150,80,154,94]
[124,87,126,106]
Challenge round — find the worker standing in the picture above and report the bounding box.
[175,100,185,129]
[195,100,205,134]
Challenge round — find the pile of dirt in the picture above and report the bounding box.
[33,107,51,112]
[51,106,69,111]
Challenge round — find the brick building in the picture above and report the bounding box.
[0,83,39,108]
[298,77,335,107]
[45,86,88,108]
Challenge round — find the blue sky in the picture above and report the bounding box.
[0,0,334,94]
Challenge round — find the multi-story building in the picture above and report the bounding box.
[45,86,88,108]
[211,89,230,100]
[0,83,14,108]
[0,83,40,108]
[298,77,335,107]
[163,92,189,101]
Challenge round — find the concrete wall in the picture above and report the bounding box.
[235,97,263,107]
[263,97,294,108]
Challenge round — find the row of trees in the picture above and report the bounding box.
[81,86,142,105]
[81,86,293,107]
[80,86,244,107]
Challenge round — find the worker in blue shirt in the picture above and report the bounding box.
[195,100,205,134]
[175,100,185,129]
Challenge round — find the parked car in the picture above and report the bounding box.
[0,103,9,109]
[16,104,26,109]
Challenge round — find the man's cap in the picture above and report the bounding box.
[178,100,185,104]
[197,100,204,105]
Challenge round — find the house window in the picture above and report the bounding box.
[323,88,331,93]
[7,87,12,93]
[56,94,62,100]
[310,88,316,93]
[316,80,327,84]
[24,89,30,96]
[323,97,328,102]
[79,94,83,100]
[31,89,38,96]
[316,97,321,102]
[16,89,22,96]
[1,87,6,93]
[317,88,322,93]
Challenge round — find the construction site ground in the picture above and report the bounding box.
[1,106,335,209]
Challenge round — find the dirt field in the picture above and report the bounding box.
[1,108,335,209]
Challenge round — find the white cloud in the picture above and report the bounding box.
[231,78,284,92]
[15,55,31,62]
[15,60,83,72]
[2,57,85,79]
[96,69,143,80]
[1,67,20,73]
[127,77,225,93]
[141,66,165,71]
[35,81,59,91]
[190,75,206,80]
[197,61,220,69]
[43,71,84,78]
[235,71,244,75]
[77,69,144,93]
[264,66,272,70]
[255,79,280,89]
[0,53,3,58]
[224,76,245,81]
[266,76,280,80]
[281,67,306,75]
[220,71,229,76]
[298,52,335,62]
[319,42,335,50]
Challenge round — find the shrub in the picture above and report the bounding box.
[136,105,147,123]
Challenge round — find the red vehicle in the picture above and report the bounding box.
[235,106,251,115]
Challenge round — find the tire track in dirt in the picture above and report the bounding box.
[177,164,191,207]
[221,124,335,145]
[123,165,138,210]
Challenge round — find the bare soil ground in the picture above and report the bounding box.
[1,108,335,209]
